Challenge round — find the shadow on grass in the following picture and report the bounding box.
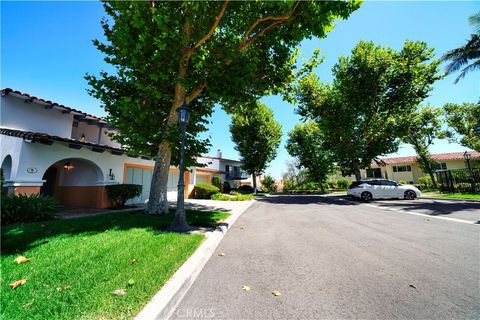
[1,209,227,255]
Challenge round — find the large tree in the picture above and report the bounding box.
[87,1,361,223]
[443,102,480,151]
[403,107,443,188]
[441,12,480,83]
[296,40,441,181]
[286,121,334,192]
[230,102,282,194]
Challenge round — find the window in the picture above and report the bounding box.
[433,163,447,170]
[381,180,397,186]
[393,165,411,172]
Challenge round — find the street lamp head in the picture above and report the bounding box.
[463,151,471,160]
[177,100,191,125]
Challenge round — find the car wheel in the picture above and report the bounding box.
[404,190,416,200]
[361,191,373,201]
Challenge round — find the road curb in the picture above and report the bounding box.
[134,200,255,320]
[420,196,480,202]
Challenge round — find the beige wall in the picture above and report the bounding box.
[331,159,471,184]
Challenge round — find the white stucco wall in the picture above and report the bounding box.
[1,95,74,137]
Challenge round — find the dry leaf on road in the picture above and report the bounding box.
[218,252,225,256]
[14,256,31,264]
[112,288,127,296]
[241,285,251,291]
[9,279,27,289]
[272,290,282,296]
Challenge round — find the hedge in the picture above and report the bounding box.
[194,183,220,199]
[1,194,60,225]
[106,184,142,208]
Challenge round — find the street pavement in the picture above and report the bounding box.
[171,195,480,320]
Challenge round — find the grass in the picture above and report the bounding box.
[1,209,229,320]
[210,192,254,201]
[422,191,480,200]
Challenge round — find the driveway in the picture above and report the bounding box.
[171,195,479,320]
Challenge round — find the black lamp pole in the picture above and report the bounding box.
[463,151,475,193]
[170,100,191,232]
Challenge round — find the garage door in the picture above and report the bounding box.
[125,167,179,204]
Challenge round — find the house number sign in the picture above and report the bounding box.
[27,167,38,174]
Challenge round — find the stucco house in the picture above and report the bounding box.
[0,88,251,208]
[332,152,480,184]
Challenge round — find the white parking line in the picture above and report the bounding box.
[340,198,478,225]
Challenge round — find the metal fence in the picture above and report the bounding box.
[435,168,480,193]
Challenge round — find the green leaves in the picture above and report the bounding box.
[295,40,441,178]
[230,102,282,178]
[443,102,480,151]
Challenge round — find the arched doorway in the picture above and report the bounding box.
[1,155,12,181]
[41,158,106,208]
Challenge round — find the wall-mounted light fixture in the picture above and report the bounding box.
[64,162,74,171]
[80,134,86,141]
[108,169,115,180]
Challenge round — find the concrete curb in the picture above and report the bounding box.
[134,200,255,320]
[420,196,480,202]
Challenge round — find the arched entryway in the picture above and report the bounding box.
[1,155,12,181]
[41,158,107,208]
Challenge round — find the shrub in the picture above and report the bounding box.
[399,180,408,185]
[223,181,232,193]
[106,184,142,208]
[211,192,254,201]
[418,176,433,190]
[212,176,222,190]
[1,194,61,225]
[326,179,338,190]
[194,182,220,199]
[336,178,350,190]
[261,175,277,193]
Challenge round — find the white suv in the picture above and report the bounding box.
[347,179,421,201]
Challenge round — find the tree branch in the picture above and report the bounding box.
[239,0,300,50]
[190,1,230,53]
[186,80,208,104]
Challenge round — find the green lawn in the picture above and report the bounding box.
[422,191,480,200]
[1,209,229,320]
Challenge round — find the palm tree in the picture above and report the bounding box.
[442,12,480,83]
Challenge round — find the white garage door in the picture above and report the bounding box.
[125,167,179,204]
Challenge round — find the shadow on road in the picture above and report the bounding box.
[369,199,480,216]
[257,194,360,206]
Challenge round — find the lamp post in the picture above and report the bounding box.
[170,100,191,232]
[463,151,475,193]
[463,151,472,171]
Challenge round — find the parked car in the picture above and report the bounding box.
[347,179,421,201]
[237,185,263,194]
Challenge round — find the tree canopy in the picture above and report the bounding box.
[286,121,334,191]
[230,102,282,192]
[296,40,441,180]
[442,11,480,83]
[403,107,443,187]
[87,0,361,217]
[443,102,480,151]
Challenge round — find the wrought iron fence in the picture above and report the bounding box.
[435,168,480,193]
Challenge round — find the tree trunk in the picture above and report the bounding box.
[319,181,325,194]
[252,173,257,195]
[354,167,362,181]
[428,169,437,189]
[145,140,172,214]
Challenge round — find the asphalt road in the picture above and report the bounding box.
[171,195,480,320]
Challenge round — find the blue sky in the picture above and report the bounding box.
[2,1,478,179]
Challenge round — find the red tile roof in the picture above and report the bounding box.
[1,88,107,124]
[377,151,480,165]
[1,127,125,154]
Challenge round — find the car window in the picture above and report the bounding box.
[381,180,397,186]
[365,180,380,185]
